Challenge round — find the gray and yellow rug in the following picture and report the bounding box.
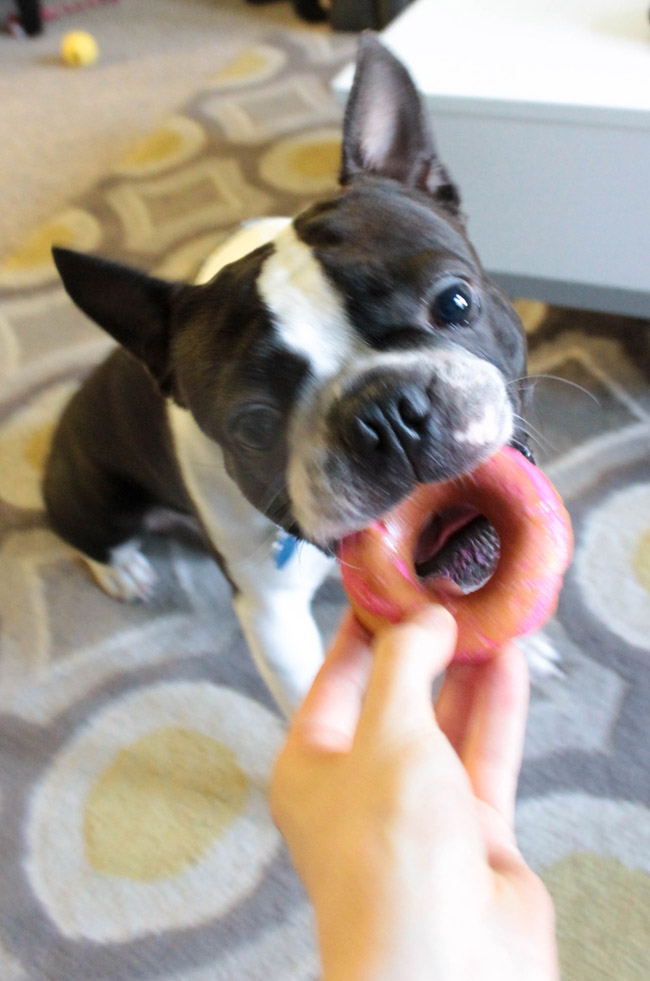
[1,31,649,981]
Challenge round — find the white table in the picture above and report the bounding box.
[333,0,650,318]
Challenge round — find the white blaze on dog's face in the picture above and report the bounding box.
[254,215,516,547]
[257,223,363,381]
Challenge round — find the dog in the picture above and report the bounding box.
[43,35,532,715]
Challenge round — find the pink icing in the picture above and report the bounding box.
[339,446,573,661]
[343,569,403,623]
[393,556,415,581]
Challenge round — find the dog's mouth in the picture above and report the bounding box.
[324,505,500,591]
[407,442,537,593]
[413,504,500,594]
[411,441,534,593]
[328,441,532,592]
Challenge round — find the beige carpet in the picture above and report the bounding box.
[0,0,311,262]
[1,8,650,981]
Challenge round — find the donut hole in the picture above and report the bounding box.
[413,504,501,594]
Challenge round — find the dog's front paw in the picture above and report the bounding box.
[84,542,157,602]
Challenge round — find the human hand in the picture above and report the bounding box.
[271,607,559,981]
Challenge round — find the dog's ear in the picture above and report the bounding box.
[341,33,461,214]
[53,247,182,393]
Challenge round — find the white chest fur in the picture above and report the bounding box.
[167,403,332,595]
[167,403,333,716]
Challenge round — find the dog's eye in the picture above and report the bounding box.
[429,281,475,328]
[230,404,282,451]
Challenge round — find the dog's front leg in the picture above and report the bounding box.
[169,406,335,716]
[233,586,326,717]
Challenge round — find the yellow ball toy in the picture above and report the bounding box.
[61,30,99,67]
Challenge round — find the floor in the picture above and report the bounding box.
[0,0,315,260]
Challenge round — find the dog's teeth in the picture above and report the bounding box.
[84,543,157,602]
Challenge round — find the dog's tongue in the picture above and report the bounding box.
[412,505,500,595]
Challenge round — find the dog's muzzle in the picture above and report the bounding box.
[289,348,515,550]
[330,373,476,487]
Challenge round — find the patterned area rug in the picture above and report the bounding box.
[1,30,649,981]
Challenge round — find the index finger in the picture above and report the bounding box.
[354,605,457,748]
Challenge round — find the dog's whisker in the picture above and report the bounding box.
[335,553,363,574]
[247,469,287,515]
[245,489,314,568]
[510,372,600,407]
[507,375,535,395]
[242,531,284,567]
[511,412,555,454]
[260,481,286,514]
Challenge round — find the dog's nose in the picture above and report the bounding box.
[329,358,512,490]
[339,380,431,466]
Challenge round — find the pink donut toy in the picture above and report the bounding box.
[338,447,573,662]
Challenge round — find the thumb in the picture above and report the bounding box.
[355,605,457,746]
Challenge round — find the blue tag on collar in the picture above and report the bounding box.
[273,530,299,570]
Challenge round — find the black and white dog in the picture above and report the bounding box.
[44,36,531,714]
